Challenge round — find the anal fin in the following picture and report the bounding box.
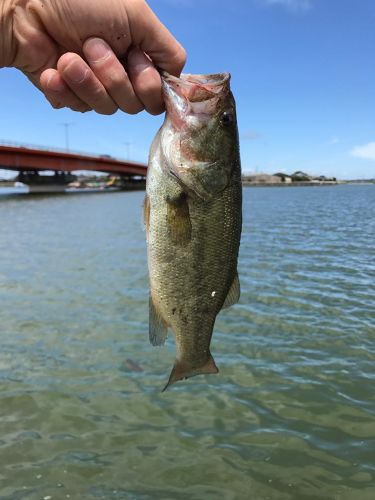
[222,272,240,309]
[149,295,168,346]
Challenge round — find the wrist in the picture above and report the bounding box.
[0,0,16,68]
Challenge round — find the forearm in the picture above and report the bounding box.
[0,0,16,68]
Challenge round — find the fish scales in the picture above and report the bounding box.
[145,72,242,390]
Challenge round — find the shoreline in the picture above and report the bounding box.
[242,181,374,187]
[1,181,374,190]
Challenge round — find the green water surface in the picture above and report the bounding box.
[0,185,374,499]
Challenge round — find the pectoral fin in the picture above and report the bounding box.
[222,272,240,309]
[166,192,191,246]
[149,295,168,346]
[143,194,150,232]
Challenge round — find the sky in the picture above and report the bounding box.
[0,0,374,180]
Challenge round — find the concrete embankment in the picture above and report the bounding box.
[242,181,341,187]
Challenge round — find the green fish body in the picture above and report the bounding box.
[145,72,242,390]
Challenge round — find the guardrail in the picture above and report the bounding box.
[0,140,123,162]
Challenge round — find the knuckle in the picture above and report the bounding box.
[88,85,107,104]
[103,70,128,91]
[91,97,117,115]
[176,46,187,69]
[169,46,187,74]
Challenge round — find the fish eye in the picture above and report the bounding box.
[221,111,234,127]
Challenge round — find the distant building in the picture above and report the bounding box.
[243,173,283,184]
[291,171,311,181]
[313,175,337,182]
[242,170,339,185]
[273,172,292,183]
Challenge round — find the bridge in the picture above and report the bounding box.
[0,144,148,192]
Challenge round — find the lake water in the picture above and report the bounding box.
[0,184,374,500]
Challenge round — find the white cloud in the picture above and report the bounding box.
[351,142,375,161]
[260,0,312,13]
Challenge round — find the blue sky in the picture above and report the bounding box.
[1,0,374,179]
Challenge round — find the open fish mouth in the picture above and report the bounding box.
[160,71,232,127]
[160,71,231,103]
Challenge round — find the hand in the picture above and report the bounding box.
[2,0,186,115]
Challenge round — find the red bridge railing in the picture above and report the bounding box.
[0,144,147,177]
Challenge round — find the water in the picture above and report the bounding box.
[0,185,374,500]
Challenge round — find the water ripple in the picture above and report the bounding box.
[0,186,374,499]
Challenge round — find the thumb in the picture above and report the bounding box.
[132,2,186,76]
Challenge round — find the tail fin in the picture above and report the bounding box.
[162,353,219,392]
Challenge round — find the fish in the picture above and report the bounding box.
[144,71,242,390]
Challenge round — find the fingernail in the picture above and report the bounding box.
[134,60,151,73]
[65,60,89,84]
[85,38,111,63]
[46,74,65,92]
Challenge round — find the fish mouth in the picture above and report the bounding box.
[160,71,231,129]
[161,71,231,103]
[160,72,230,85]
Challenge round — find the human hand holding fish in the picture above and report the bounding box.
[0,0,186,114]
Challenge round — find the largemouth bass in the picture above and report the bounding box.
[144,71,242,390]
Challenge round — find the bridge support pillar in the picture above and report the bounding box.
[17,171,77,193]
[119,175,146,190]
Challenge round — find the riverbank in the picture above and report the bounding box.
[242,181,338,187]
[243,180,375,187]
[0,180,16,187]
[2,180,374,192]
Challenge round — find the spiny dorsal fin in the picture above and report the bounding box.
[166,192,191,246]
[222,272,240,309]
[149,295,168,346]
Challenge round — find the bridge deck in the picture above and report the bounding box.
[0,145,147,176]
